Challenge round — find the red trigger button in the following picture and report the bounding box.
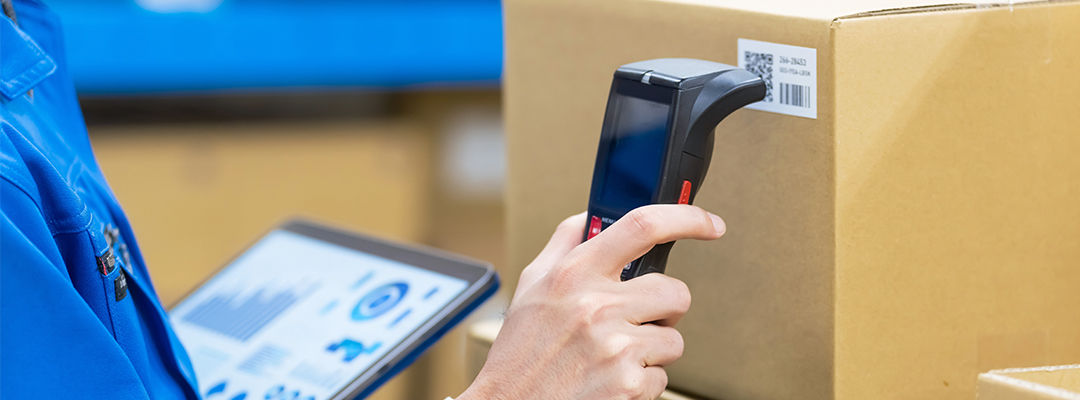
[586,216,602,240]
[678,180,692,204]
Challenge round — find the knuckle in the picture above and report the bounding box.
[626,208,659,238]
[656,369,670,394]
[667,329,685,359]
[570,292,612,326]
[547,263,579,293]
[561,251,590,273]
[695,206,714,231]
[669,279,692,314]
[517,264,540,284]
[549,263,574,285]
[648,275,691,315]
[616,369,648,398]
[546,253,588,290]
[597,332,633,360]
[556,214,582,232]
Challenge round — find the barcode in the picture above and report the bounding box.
[738,38,817,118]
[743,51,774,102]
[778,83,811,108]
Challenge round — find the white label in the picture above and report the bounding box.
[737,39,817,119]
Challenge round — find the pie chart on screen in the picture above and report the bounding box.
[351,282,409,321]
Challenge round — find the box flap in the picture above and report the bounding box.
[979,365,1080,400]
[664,0,1047,21]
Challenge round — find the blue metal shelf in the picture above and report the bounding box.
[47,1,503,94]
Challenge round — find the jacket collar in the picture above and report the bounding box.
[1,14,57,100]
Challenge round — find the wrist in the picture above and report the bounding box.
[457,373,501,400]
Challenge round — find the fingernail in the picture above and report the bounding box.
[709,214,726,236]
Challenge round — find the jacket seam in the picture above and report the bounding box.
[0,172,46,219]
[1,123,90,236]
[45,203,92,237]
[0,16,57,100]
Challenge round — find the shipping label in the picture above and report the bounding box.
[737,38,818,119]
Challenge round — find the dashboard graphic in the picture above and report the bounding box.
[326,338,382,363]
[351,282,408,321]
[182,286,309,342]
[169,230,470,400]
[204,380,248,400]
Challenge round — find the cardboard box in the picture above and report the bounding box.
[465,319,699,400]
[979,365,1080,400]
[503,1,1080,399]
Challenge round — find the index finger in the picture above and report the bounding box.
[570,204,725,277]
[533,212,588,267]
[516,213,588,295]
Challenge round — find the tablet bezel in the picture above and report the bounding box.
[169,218,499,400]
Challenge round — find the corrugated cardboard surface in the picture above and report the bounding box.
[664,0,1046,20]
[834,4,1080,399]
[979,365,1080,400]
[503,0,1080,399]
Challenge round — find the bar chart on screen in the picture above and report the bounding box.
[182,282,319,342]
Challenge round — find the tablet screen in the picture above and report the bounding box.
[170,229,470,400]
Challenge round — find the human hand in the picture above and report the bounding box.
[458,205,726,400]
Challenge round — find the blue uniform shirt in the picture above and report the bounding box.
[1,1,200,398]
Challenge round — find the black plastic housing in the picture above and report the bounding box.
[584,58,766,280]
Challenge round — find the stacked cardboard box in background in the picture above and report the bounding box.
[503,0,1080,399]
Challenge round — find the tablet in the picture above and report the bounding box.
[168,219,499,400]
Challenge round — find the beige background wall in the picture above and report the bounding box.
[86,91,505,400]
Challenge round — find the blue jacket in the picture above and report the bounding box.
[1,1,199,398]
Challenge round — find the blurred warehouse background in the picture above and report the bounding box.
[49,1,507,398]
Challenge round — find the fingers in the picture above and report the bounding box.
[638,366,669,400]
[636,324,685,367]
[620,273,691,326]
[515,213,587,295]
[533,212,588,265]
[573,204,725,277]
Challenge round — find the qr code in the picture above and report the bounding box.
[743,51,774,102]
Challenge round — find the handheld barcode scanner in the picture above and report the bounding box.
[584,58,766,281]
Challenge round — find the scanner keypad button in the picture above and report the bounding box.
[586,216,603,240]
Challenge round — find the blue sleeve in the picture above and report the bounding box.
[1,177,149,399]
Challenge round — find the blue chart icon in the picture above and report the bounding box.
[264,385,313,400]
[351,282,408,321]
[326,338,383,362]
[206,380,247,400]
[206,381,228,397]
[183,286,306,342]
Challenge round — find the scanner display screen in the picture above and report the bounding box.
[598,95,671,213]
